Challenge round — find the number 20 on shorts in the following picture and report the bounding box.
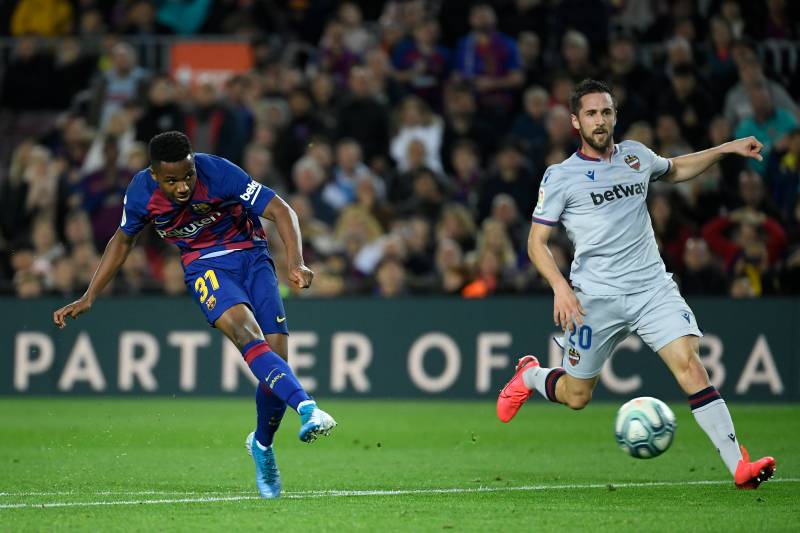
[194,269,220,303]
[568,325,592,350]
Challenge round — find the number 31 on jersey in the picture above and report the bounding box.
[194,269,220,309]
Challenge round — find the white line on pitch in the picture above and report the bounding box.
[0,490,251,497]
[0,478,798,509]
[0,495,260,509]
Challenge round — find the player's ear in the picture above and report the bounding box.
[570,114,580,131]
[149,165,158,180]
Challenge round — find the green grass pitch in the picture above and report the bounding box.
[1,399,798,532]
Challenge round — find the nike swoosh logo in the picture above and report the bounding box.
[154,218,171,226]
[276,316,286,323]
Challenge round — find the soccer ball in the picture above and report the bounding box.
[614,396,676,459]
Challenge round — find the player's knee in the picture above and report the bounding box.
[229,332,253,350]
[215,305,263,350]
[669,352,710,393]
[227,328,263,352]
[684,355,710,387]
[564,390,592,410]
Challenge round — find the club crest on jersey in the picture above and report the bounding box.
[624,154,641,171]
[206,295,217,311]
[191,202,212,214]
[568,347,581,366]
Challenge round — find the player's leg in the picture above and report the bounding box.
[216,304,331,499]
[242,264,291,452]
[265,332,288,359]
[252,333,289,451]
[658,336,775,488]
[657,335,710,394]
[637,281,775,488]
[551,373,599,409]
[185,258,305,407]
[215,305,311,411]
[244,251,336,444]
[497,292,626,421]
[497,352,603,422]
[184,257,293,498]
[244,333,288,499]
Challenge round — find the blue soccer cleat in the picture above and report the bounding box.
[298,401,337,443]
[245,432,281,498]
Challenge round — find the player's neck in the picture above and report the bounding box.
[578,141,615,162]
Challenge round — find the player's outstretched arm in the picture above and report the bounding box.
[528,223,585,333]
[53,229,136,328]
[664,136,763,184]
[262,195,314,290]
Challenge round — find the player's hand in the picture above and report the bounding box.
[553,282,586,334]
[53,297,93,329]
[727,136,763,161]
[288,263,314,290]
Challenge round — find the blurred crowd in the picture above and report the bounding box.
[1,0,799,300]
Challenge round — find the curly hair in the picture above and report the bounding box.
[148,131,192,166]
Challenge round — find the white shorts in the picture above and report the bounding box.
[560,279,703,379]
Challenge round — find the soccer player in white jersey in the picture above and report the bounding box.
[497,79,775,489]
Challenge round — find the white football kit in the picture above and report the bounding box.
[533,140,702,378]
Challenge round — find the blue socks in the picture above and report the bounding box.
[242,339,311,411]
[242,339,311,448]
[255,383,287,447]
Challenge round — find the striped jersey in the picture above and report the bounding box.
[119,153,275,267]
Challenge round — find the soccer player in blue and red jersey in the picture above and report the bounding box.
[53,131,335,499]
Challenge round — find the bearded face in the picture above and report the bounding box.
[571,92,617,153]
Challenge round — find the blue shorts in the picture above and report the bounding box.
[183,248,288,335]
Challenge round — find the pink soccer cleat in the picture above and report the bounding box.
[734,445,776,490]
[496,355,540,423]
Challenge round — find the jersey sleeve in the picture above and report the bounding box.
[532,166,566,226]
[119,179,150,236]
[647,147,672,182]
[208,155,276,214]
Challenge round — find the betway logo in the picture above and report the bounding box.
[590,183,646,205]
[156,212,222,238]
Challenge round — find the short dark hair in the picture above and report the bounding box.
[569,79,615,114]
[148,131,192,166]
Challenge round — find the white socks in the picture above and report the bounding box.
[523,366,545,394]
[523,366,566,403]
[689,386,742,475]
